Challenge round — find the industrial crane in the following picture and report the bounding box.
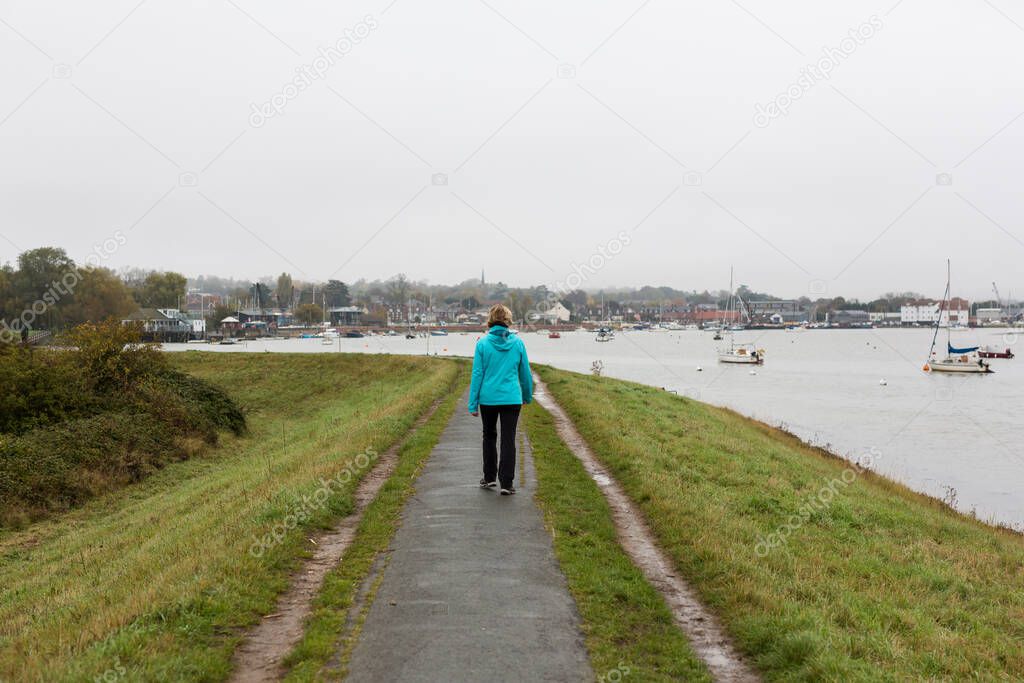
[992,282,1004,317]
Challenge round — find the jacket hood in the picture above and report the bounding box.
[486,325,516,351]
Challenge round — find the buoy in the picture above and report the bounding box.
[443,347,448,352]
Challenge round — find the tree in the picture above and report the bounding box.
[136,272,187,308]
[251,282,272,312]
[0,264,14,323]
[507,291,533,324]
[294,303,323,326]
[11,247,77,328]
[65,267,138,325]
[385,274,410,321]
[324,280,350,308]
[206,303,234,331]
[276,273,294,310]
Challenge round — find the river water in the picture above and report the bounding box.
[165,328,1024,529]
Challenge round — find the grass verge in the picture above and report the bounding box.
[522,402,712,682]
[0,353,462,682]
[281,363,470,681]
[537,365,1024,681]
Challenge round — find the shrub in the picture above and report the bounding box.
[0,321,245,526]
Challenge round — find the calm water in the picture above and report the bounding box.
[166,328,1024,529]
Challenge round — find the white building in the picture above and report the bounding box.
[976,307,1002,324]
[900,299,970,326]
[538,301,571,324]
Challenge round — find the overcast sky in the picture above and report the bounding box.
[1,0,1022,301]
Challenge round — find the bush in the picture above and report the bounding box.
[0,412,181,524]
[0,321,246,526]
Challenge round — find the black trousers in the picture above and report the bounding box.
[479,404,522,487]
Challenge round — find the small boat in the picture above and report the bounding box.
[927,350,992,373]
[221,337,237,345]
[924,261,992,374]
[405,333,416,340]
[718,343,764,365]
[978,346,1014,359]
[430,330,448,337]
[344,331,365,338]
[595,327,614,342]
[548,331,561,339]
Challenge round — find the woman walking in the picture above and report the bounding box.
[468,304,533,495]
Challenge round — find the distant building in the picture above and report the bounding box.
[185,292,222,316]
[328,306,365,326]
[537,302,571,324]
[237,308,290,326]
[900,298,970,326]
[868,312,901,324]
[831,309,871,327]
[976,307,1002,324]
[123,308,193,342]
[747,300,804,323]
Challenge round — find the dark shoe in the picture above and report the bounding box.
[500,486,516,495]
[480,479,497,489]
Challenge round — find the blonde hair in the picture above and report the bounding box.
[486,304,513,327]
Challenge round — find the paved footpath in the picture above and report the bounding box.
[346,393,593,682]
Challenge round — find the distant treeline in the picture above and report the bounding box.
[0,247,187,339]
[4,245,1003,336]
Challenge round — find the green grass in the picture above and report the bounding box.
[537,365,1024,682]
[280,363,470,681]
[521,403,712,683]
[0,353,462,682]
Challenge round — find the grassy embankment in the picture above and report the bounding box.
[0,352,462,682]
[521,403,712,683]
[538,366,1024,681]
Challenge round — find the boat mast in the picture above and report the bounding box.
[928,259,950,360]
[727,266,735,351]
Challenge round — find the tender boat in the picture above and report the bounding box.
[548,331,561,339]
[978,346,1014,359]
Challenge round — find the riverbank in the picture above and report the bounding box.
[538,365,1024,680]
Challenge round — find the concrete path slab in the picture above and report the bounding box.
[346,394,593,682]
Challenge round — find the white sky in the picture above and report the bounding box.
[0,0,1022,301]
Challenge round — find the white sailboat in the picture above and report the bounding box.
[925,260,992,374]
[718,268,764,365]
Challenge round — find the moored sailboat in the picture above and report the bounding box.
[717,267,765,364]
[924,260,992,374]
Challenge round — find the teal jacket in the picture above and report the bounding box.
[468,325,533,413]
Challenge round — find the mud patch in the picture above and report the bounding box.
[533,377,760,683]
[229,398,445,683]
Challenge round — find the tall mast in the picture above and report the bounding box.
[928,259,950,360]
